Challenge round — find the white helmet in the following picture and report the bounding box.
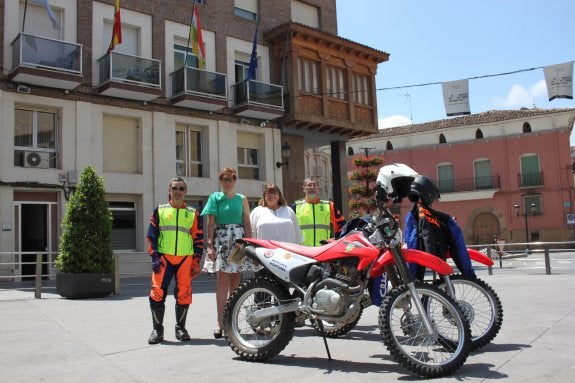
[375,163,419,202]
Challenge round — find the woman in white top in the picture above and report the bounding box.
[250,184,302,244]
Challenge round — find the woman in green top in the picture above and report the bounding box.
[202,167,252,339]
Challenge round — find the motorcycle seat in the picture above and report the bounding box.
[268,239,340,259]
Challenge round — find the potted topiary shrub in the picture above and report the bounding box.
[55,166,114,299]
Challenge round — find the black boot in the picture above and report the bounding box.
[148,304,165,344]
[175,304,191,341]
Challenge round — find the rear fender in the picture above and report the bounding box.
[236,237,277,249]
[467,248,495,266]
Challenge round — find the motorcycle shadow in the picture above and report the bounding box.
[295,325,382,342]
[471,342,531,355]
[257,353,406,376]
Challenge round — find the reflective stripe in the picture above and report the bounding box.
[159,225,192,234]
[299,224,330,230]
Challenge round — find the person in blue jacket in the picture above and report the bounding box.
[404,175,475,280]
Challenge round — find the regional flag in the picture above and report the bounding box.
[189,5,206,69]
[247,19,259,80]
[108,0,122,52]
[39,0,60,29]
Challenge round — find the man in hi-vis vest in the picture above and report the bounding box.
[291,177,345,247]
[146,177,203,344]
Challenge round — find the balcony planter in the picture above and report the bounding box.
[56,273,114,299]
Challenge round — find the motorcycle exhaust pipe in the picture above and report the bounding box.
[251,301,300,320]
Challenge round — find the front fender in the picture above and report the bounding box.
[370,248,453,277]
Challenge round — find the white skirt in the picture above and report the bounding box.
[214,224,259,273]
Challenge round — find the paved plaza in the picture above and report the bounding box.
[1,255,575,383]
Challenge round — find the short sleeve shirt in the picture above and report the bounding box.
[201,192,244,225]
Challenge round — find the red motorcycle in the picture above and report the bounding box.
[313,246,503,351]
[222,206,472,378]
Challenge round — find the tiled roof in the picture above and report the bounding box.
[351,108,575,141]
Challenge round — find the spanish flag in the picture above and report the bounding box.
[108,0,122,52]
[189,5,206,69]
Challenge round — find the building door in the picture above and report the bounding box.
[19,204,48,279]
[14,192,58,281]
[472,213,500,245]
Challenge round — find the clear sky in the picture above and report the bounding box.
[335,0,575,140]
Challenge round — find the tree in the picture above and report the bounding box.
[348,149,384,218]
[55,166,114,273]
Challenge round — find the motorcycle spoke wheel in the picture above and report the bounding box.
[379,282,472,378]
[223,277,295,361]
[435,274,503,351]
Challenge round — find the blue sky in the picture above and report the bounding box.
[335,0,575,140]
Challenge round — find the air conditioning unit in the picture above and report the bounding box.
[24,151,50,169]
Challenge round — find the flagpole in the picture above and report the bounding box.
[22,0,28,32]
[184,2,196,70]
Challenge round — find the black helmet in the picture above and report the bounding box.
[408,175,440,205]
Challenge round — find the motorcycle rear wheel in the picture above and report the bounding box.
[434,274,503,351]
[223,277,295,361]
[379,282,472,378]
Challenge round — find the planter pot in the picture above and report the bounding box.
[56,273,114,299]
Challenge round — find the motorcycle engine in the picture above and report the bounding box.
[310,259,363,316]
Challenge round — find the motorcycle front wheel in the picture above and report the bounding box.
[223,277,295,361]
[434,274,503,351]
[379,282,472,378]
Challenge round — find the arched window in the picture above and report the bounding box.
[386,141,393,150]
[475,129,484,139]
[347,147,354,156]
[439,133,446,144]
[523,122,532,133]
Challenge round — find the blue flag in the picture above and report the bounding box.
[247,20,259,80]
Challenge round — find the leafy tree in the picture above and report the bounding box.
[348,152,384,218]
[55,166,114,273]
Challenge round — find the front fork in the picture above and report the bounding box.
[389,240,436,335]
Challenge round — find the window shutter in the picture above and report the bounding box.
[19,2,61,39]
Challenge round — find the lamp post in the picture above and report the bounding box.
[514,202,536,250]
[275,141,291,168]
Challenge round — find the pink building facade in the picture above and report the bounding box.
[348,108,575,246]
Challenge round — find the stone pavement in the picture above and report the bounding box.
[1,267,574,383]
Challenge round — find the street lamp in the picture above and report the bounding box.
[514,202,536,249]
[275,142,291,168]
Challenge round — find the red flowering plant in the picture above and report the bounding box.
[348,153,384,218]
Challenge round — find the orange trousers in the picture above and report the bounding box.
[149,254,198,306]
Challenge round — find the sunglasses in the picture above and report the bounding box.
[171,186,186,191]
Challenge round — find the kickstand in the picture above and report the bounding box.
[314,319,332,360]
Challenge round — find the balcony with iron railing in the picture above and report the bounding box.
[232,79,284,120]
[169,66,228,111]
[97,51,162,101]
[437,175,501,194]
[9,33,82,90]
[518,172,544,188]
